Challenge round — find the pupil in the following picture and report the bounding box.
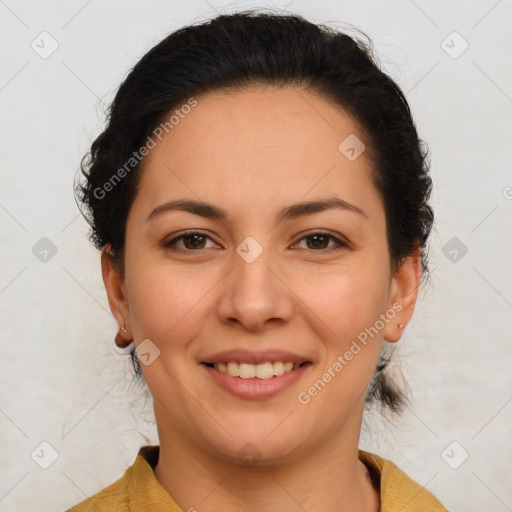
[309,235,328,249]
[185,234,205,249]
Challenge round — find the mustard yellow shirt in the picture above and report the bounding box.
[67,445,448,511]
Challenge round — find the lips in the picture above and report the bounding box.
[200,349,312,398]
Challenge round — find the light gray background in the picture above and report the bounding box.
[1,1,511,511]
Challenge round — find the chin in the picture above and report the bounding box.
[201,417,306,467]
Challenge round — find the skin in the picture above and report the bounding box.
[102,86,421,512]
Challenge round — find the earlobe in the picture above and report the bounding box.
[101,245,132,347]
[383,246,422,343]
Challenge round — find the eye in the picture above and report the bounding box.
[162,230,349,253]
[163,231,219,252]
[292,231,348,252]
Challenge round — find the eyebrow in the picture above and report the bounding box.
[147,197,367,223]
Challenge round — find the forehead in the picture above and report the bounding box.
[133,86,381,222]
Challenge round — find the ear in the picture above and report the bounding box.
[383,245,422,343]
[101,245,132,347]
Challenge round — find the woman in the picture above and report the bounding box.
[69,10,447,511]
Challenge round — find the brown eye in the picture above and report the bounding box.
[182,234,207,249]
[163,230,348,254]
[305,234,330,250]
[294,232,348,252]
[163,232,217,252]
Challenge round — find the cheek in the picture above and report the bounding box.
[295,262,391,344]
[125,261,215,348]
[294,272,386,416]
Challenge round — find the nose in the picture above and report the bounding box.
[216,250,294,332]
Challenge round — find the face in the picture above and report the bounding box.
[103,86,419,465]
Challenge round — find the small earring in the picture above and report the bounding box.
[398,323,405,329]
[121,324,127,333]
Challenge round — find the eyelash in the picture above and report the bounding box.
[162,230,349,253]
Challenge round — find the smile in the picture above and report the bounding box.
[202,360,312,400]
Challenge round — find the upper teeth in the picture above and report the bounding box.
[214,361,298,379]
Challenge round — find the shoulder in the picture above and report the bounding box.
[66,446,163,512]
[358,449,449,512]
[66,477,129,511]
[65,463,133,511]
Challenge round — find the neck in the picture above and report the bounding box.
[153,405,380,512]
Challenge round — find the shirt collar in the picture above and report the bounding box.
[129,445,446,511]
